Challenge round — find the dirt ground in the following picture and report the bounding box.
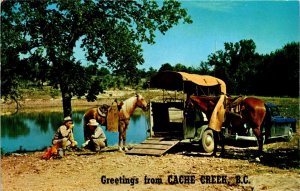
[1,92,299,191]
[1,140,300,191]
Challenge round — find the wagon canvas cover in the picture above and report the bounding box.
[150,71,226,94]
[150,71,226,132]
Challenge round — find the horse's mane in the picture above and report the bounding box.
[122,96,136,108]
[121,94,141,116]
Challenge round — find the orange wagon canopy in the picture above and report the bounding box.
[150,71,227,132]
[150,71,226,95]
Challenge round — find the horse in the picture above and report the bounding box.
[83,94,148,151]
[187,95,266,158]
[236,97,266,157]
[83,104,110,141]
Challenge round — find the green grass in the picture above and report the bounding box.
[258,96,299,121]
[12,88,300,123]
[19,86,61,99]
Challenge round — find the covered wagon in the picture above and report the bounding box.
[127,71,227,156]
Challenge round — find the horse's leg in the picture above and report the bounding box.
[118,121,125,151]
[118,132,123,151]
[252,127,263,158]
[121,119,130,151]
[122,125,128,151]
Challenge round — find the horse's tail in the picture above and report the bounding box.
[261,104,270,138]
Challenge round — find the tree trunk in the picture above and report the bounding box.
[62,90,72,118]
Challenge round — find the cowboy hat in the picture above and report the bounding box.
[87,119,99,126]
[63,116,72,122]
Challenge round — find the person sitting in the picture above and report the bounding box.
[82,119,107,152]
[52,116,78,153]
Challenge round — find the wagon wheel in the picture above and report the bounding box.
[201,129,215,153]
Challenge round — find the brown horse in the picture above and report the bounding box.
[83,94,148,151]
[188,95,266,157]
[237,97,266,156]
[83,104,110,141]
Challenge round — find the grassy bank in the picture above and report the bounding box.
[1,87,299,122]
[258,96,299,121]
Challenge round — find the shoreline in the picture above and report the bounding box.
[0,89,159,115]
[1,98,115,115]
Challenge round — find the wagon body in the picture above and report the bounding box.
[264,102,296,141]
[144,71,295,155]
[223,102,296,142]
[148,71,226,153]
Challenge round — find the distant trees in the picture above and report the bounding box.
[255,42,299,97]
[201,40,299,97]
[205,39,260,94]
[149,40,298,97]
[74,40,299,97]
[158,63,197,73]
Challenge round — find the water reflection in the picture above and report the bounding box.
[1,116,30,138]
[1,110,149,153]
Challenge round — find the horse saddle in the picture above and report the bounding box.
[97,104,110,118]
[227,96,245,113]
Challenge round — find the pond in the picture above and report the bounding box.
[1,110,150,153]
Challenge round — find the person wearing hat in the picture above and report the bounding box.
[82,119,107,152]
[52,116,78,151]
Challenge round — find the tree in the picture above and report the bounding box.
[173,63,187,72]
[206,39,258,94]
[256,42,299,96]
[198,61,212,75]
[1,2,27,109]
[274,42,299,97]
[158,63,174,72]
[206,50,231,90]
[1,0,192,117]
[147,67,158,78]
[97,67,110,76]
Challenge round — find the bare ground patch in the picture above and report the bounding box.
[1,138,299,191]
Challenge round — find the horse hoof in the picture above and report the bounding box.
[255,157,261,162]
[118,147,124,152]
[124,147,128,152]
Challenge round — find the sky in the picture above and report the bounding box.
[73,1,299,70]
[139,1,299,70]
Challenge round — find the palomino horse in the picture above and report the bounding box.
[188,95,266,158]
[83,94,148,151]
